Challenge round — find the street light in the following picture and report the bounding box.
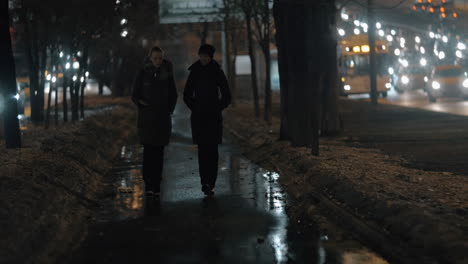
[420,58,427,66]
[438,51,446,60]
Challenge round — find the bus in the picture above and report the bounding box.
[338,34,392,97]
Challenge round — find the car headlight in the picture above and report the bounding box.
[463,79,468,88]
[344,85,351,91]
[432,81,441,90]
[424,76,428,82]
[402,75,410,84]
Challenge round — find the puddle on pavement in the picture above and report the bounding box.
[85,143,389,264]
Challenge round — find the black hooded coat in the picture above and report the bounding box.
[131,59,177,146]
[183,60,231,144]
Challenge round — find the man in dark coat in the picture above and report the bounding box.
[131,46,177,197]
[183,44,231,196]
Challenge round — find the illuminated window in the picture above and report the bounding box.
[361,45,370,52]
[353,46,361,53]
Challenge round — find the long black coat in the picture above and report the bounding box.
[183,60,231,145]
[131,59,177,146]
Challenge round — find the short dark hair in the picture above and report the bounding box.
[149,46,164,56]
[198,44,215,58]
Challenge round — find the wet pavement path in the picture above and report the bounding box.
[70,104,387,264]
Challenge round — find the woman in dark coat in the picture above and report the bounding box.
[131,46,177,196]
[183,44,231,196]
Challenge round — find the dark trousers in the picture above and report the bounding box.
[142,144,165,192]
[198,144,219,187]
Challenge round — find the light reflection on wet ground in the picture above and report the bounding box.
[71,104,389,264]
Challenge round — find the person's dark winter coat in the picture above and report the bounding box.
[132,59,177,146]
[183,60,231,144]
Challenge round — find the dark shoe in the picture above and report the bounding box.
[202,184,214,196]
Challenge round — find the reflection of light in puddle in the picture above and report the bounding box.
[318,243,326,264]
[263,170,288,262]
[115,168,144,218]
[263,171,280,181]
[270,227,288,263]
[342,251,389,264]
[120,146,126,158]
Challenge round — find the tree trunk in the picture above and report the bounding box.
[320,1,341,136]
[368,0,378,105]
[200,21,209,45]
[71,79,79,121]
[37,44,47,122]
[0,0,21,148]
[62,72,69,122]
[54,80,58,125]
[229,25,238,107]
[274,0,325,155]
[273,1,289,140]
[262,0,272,123]
[80,80,86,119]
[24,12,41,123]
[98,81,104,96]
[62,48,73,123]
[45,47,55,129]
[79,44,89,119]
[262,43,272,123]
[223,19,235,106]
[245,14,260,118]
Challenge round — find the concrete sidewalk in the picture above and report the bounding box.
[69,102,387,263]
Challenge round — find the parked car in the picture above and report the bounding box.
[426,65,468,102]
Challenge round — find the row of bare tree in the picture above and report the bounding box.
[216,0,341,154]
[2,0,165,148]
